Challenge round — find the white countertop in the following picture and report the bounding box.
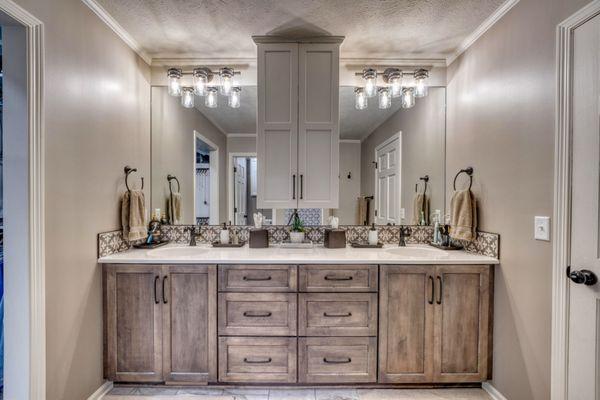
[98,243,499,265]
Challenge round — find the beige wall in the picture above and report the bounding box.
[227,135,257,153]
[151,86,228,224]
[334,142,361,224]
[446,0,589,399]
[12,0,151,398]
[361,87,446,224]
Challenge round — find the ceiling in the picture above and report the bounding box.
[95,0,505,61]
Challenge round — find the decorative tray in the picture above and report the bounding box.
[212,241,246,248]
[351,242,383,248]
[133,240,170,249]
[429,242,463,251]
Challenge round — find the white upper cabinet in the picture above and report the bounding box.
[255,37,342,210]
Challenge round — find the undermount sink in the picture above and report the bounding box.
[147,246,209,258]
[384,246,448,258]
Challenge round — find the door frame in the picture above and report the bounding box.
[552,2,600,399]
[194,130,219,225]
[228,152,255,225]
[373,131,402,224]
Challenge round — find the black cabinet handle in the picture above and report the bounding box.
[428,276,434,305]
[243,275,272,281]
[292,174,296,199]
[436,276,443,305]
[300,175,304,199]
[243,311,272,317]
[323,312,352,317]
[244,357,272,364]
[162,276,168,304]
[323,357,351,364]
[154,275,160,304]
[324,275,353,281]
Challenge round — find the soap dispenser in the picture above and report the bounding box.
[368,223,379,246]
[220,222,230,244]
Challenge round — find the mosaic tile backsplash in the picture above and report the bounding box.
[99,225,499,259]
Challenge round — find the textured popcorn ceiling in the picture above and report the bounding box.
[96,0,505,59]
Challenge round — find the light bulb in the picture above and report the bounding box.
[205,87,218,108]
[228,87,241,108]
[384,68,403,98]
[181,87,194,108]
[219,67,234,96]
[414,69,429,98]
[378,88,391,109]
[193,68,209,96]
[167,68,182,97]
[362,68,377,98]
[355,88,367,110]
[401,87,415,109]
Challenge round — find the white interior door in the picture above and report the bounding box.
[375,135,401,225]
[234,158,247,225]
[568,13,600,400]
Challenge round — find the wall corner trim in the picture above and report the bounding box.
[81,0,151,65]
[482,382,509,400]
[87,381,113,400]
[446,0,520,65]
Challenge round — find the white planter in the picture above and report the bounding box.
[289,231,305,244]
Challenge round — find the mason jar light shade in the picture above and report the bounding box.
[363,68,377,98]
[167,68,182,97]
[401,87,416,108]
[414,69,429,98]
[354,87,367,110]
[228,87,241,108]
[205,87,218,108]
[192,68,209,96]
[181,87,195,108]
[219,67,234,96]
[378,87,391,109]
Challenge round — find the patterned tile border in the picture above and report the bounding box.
[99,225,499,259]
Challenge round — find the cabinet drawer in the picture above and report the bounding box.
[299,265,377,292]
[218,293,297,336]
[219,265,297,292]
[298,293,377,336]
[299,337,377,383]
[218,337,297,383]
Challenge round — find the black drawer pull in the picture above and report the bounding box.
[154,275,160,304]
[243,275,272,281]
[323,357,351,364]
[323,312,352,317]
[243,311,272,317]
[244,357,272,364]
[324,275,353,281]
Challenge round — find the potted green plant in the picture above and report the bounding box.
[289,213,305,243]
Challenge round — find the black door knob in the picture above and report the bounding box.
[568,268,598,286]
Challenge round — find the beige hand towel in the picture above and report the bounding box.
[358,197,368,225]
[412,193,430,225]
[121,190,147,242]
[168,192,182,224]
[449,189,478,242]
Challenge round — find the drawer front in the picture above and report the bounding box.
[218,337,297,383]
[219,265,297,292]
[298,293,377,336]
[299,265,378,292]
[218,293,297,336]
[299,337,377,383]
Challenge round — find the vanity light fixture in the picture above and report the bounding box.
[378,87,391,109]
[401,87,416,109]
[354,88,368,110]
[362,68,378,98]
[414,69,429,98]
[383,68,403,98]
[205,87,218,108]
[355,66,429,110]
[219,67,235,96]
[192,67,211,96]
[167,66,241,109]
[228,87,241,108]
[181,87,195,108]
[167,68,182,97]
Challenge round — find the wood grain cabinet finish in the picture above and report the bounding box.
[219,264,297,292]
[218,337,297,383]
[218,292,297,336]
[298,293,377,337]
[298,337,377,383]
[299,265,377,292]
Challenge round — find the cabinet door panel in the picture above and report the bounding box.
[163,265,217,383]
[104,265,163,382]
[379,265,434,383]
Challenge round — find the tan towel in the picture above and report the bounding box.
[358,197,368,225]
[412,193,430,225]
[121,190,147,242]
[168,192,182,224]
[449,189,478,242]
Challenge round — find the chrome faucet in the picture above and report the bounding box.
[399,227,412,247]
[187,226,198,247]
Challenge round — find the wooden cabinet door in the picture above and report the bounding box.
[104,265,163,382]
[257,42,299,209]
[297,43,340,209]
[433,265,492,382]
[378,265,435,383]
[162,265,217,383]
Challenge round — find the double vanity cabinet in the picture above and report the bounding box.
[103,261,493,386]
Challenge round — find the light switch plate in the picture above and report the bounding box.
[534,216,551,241]
[399,208,405,219]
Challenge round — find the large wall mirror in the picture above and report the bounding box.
[150,84,446,226]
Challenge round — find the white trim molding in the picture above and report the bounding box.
[340,139,361,144]
[482,382,509,400]
[552,2,600,400]
[447,0,520,65]
[81,0,151,65]
[86,381,113,400]
[227,133,257,138]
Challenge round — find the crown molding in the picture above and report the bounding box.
[340,139,361,144]
[151,57,257,68]
[81,0,151,65]
[446,0,520,65]
[252,35,345,44]
[227,133,257,138]
[341,57,447,68]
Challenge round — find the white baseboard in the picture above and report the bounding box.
[483,381,509,400]
[87,381,113,400]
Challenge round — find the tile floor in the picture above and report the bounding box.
[104,387,493,400]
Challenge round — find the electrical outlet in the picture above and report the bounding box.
[534,216,551,241]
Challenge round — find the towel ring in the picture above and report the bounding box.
[167,174,181,193]
[124,166,144,191]
[453,167,474,191]
[415,175,429,194]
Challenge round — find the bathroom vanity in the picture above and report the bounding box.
[100,245,497,387]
